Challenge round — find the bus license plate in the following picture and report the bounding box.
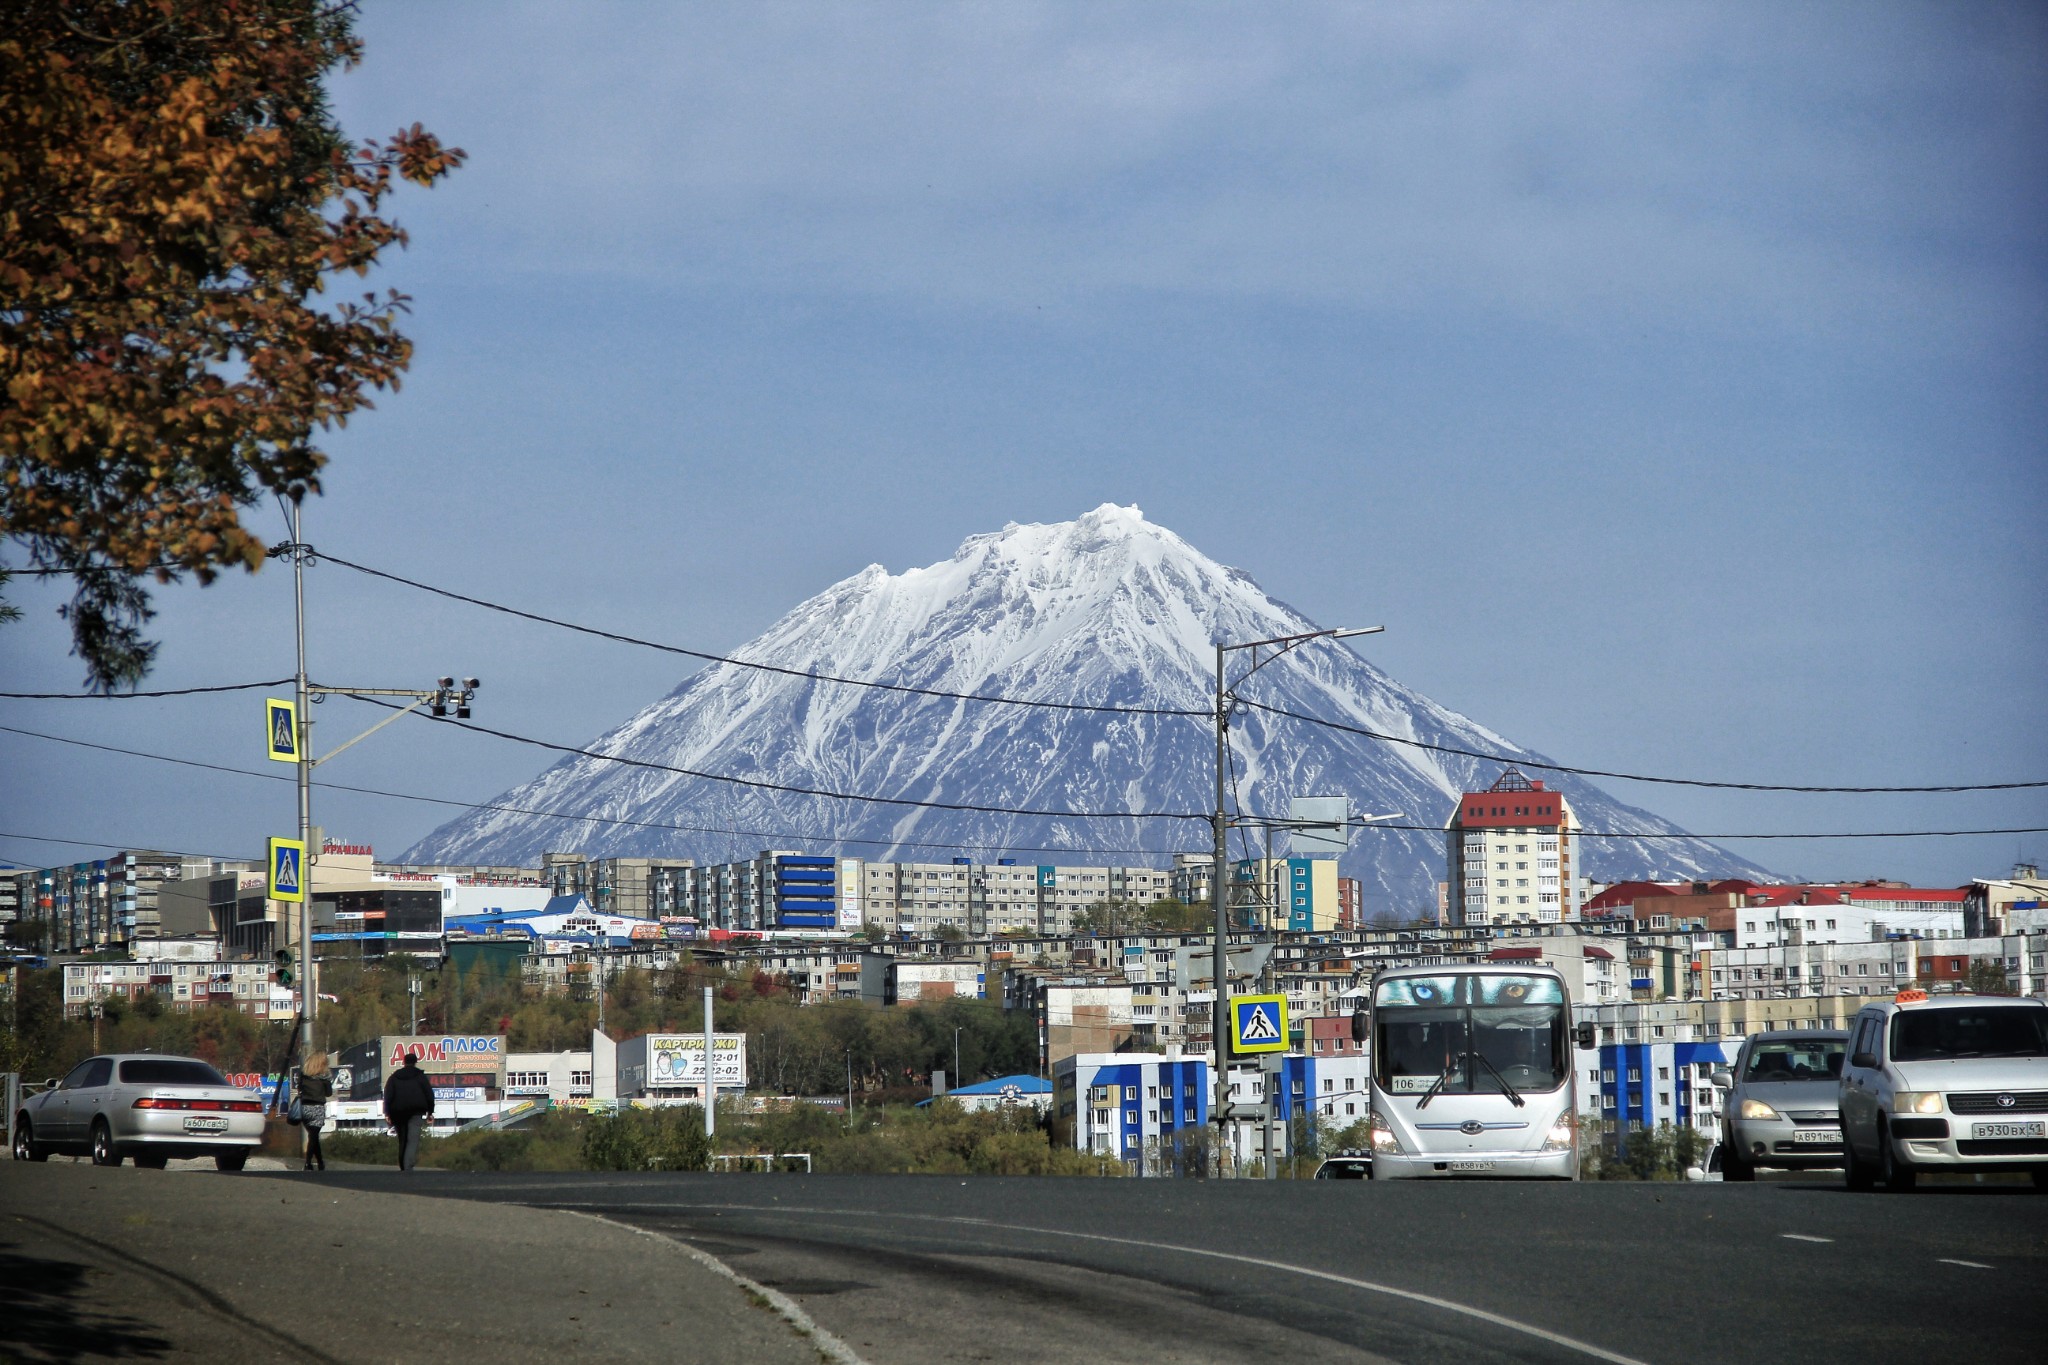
[1794,1128,1842,1143]
[1448,1159,1495,1172]
[1972,1121,2045,1140]
[183,1117,228,1134]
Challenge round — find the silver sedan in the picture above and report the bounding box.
[11,1053,267,1169]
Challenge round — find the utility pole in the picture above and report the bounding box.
[289,495,313,1055]
[703,985,716,1141]
[1211,625,1383,1179]
[271,499,479,1059]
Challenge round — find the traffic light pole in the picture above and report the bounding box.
[273,497,478,1060]
[290,497,314,1055]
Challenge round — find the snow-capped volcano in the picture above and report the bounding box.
[402,504,1773,910]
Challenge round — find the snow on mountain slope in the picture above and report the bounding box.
[402,504,1774,910]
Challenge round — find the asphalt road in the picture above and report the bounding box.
[288,1169,2048,1365]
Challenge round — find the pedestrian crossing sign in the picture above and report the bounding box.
[267,837,306,903]
[265,699,299,763]
[1230,993,1288,1055]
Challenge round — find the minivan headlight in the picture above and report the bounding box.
[1738,1098,1782,1121]
[1893,1091,1944,1115]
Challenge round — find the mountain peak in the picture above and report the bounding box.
[403,509,1773,907]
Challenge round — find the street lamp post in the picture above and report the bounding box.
[1211,625,1382,1177]
[953,1026,964,1092]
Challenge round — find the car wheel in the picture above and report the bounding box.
[12,1119,47,1162]
[1843,1130,1875,1191]
[134,1152,169,1170]
[214,1150,247,1172]
[1877,1120,1916,1192]
[1723,1142,1754,1182]
[89,1120,122,1167]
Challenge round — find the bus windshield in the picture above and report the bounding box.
[1374,974,1569,1098]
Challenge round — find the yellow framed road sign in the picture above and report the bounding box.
[267,837,306,903]
[1230,993,1288,1054]
[265,699,299,763]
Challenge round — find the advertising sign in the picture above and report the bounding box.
[378,1034,507,1101]
[645,1033,748,1089]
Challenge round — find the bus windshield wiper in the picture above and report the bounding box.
[1414,1065,1457,1111]
[1467,1051,1525,1107]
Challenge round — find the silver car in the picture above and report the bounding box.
[11,1053,267,1170]
[1711,1030,1849,1180]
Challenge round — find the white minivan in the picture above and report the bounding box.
[1838,990,2048,1192]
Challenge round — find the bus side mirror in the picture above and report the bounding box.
[1350,1008,1368,1044]
[1573,1022,1596,1050]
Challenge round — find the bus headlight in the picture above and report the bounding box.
[1368,1118,1403,1155]
[1540,1117,1575,1153]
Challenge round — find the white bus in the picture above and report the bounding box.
[1365,963,1584,1179]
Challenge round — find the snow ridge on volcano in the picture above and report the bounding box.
[401,504,1772,911]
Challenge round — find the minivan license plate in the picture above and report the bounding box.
[183,1117,228,1134]
[1972,1121,2045,1140]
[1448,1159,1495,1172]
[1794,1128,1842,1143]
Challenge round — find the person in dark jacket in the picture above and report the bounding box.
[382,1050,436,1170]
[296,1054,335,1171]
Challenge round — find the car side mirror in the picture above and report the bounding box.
[44,1076,60,1090]
[1851,1052,1876,1070]
[1574,1022,1597,1050]
[1709,1069,1732,1089]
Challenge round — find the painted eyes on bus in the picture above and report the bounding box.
[1411,982,1443,1003]
[1502,983,1529,1002]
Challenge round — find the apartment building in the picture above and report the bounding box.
[1446,768,1583,927]
[61,959,280,1019]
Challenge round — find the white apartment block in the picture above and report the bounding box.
[844,860,1175,937]
[1446,769,1583,927]
[62,959,281,1019]
[1731,903,1965,949]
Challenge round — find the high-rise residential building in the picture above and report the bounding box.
[1446,768,1582,927]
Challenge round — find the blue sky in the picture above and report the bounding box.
[3,1,2043,888]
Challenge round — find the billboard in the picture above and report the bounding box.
[372,1034,507,1102]
[644,1033,747,1089]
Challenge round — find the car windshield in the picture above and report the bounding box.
[118,1059,229,1086]
[1891,1006,2048,1062]
[1742,1039,1845,1082]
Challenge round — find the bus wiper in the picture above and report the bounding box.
[1467,1051,1525,1107]
[1414,1066,1456,1111]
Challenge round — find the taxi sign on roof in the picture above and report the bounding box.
[1230,993,1288,1055]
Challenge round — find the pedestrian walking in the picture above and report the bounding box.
[382,1050,436,1171]
[297,1054,334,1171]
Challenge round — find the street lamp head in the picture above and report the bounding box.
[1328,626,1385,639]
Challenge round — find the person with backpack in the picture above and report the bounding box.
[381,1050,436,1170]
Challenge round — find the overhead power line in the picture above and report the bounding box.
[0,677,294,699]
[1232,698,2048,795]
[4,719,2042,848]
[0,723,1184,858]
[317,551,1206,719]
[345,696,1201,823]
[319,548,2040,797]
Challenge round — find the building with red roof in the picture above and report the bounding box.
[1445,768,1583,928]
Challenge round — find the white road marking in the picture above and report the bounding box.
[1779,1234,1833,1243]
[1937,1258,1994,1270]
[549,1199,1653,1365]
[553,1208,870,1365]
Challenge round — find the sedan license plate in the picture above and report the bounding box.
[1448,1159,1495,1172]
[1972,1121,2045,1140]
[183,1116,228,1134]
[1794,1127,1842,1144]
